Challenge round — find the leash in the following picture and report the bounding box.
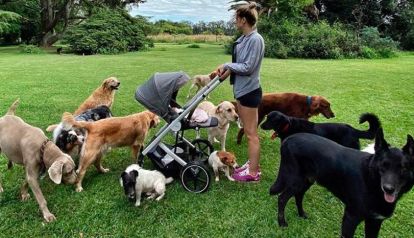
[39,139,52,176]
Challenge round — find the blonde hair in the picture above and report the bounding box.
[235,2,259,26]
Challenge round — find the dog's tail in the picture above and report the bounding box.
[165,177,174,184]
[46,124,59,132]
[62,112,92,131]
[269,179,284,196]
[5,99,20,115]
[355,113,381,139]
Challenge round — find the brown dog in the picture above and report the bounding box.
[46,77,120,132]
[0,100,77,222]
[62,111,160,192]
[234,92,335,144]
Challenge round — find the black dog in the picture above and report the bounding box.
[54,105,112,154]
[261,111,380,149]
[270,130,414,237]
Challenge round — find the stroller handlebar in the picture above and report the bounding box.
[218,69,231,82]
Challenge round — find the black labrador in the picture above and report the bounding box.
[270,130,414,238]
[261,111,380,149]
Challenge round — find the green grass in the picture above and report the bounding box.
[0,44,414,237]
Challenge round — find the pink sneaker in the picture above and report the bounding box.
[232,168,260,182]
[234,161,261,175]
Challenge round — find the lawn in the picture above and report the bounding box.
[0,44,413,238]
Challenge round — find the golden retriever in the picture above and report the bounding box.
[46,77,120,132]
[62,111,160,192]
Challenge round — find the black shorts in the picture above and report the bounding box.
[237,87,262,108]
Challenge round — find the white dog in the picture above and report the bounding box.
[197,101,239,151]
[120,164,173,207]
[208,151,238,182]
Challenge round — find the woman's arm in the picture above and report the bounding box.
[223,37,263,76]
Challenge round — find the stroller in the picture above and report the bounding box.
[135,71,225,193]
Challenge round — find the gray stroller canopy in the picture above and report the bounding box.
[135,71,190,121]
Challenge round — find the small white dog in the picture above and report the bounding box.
[197,101,239,151]
[208,151,239,182]
[186,72,217,99]
[120,164,173,207]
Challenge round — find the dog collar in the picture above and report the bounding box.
[39,139,52,175]
[306,96,312,107]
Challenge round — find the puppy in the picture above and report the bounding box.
[261,111,380,149]
[46,77,119,132]
[270,130,414,237]
[208,151,238,182]
[53,105,112,156]
[120,164,173,207]
[186,72,217,99]
[197,101,239,151]
[235,92,335,144]
[0,99,77,222]
[62,110,160,192]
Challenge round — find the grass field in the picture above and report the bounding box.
[0,44,413,238]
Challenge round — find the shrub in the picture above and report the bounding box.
[360,27,398,58]
[19,44,44,54]
[64,9,152,55]
[187,44,200,48]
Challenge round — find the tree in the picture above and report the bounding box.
[0,0,147,46]
[0,10,20,36]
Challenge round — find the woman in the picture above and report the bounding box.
[215,2,265,182]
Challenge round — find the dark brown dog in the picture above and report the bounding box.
[234,92,335,144]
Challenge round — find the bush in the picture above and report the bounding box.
[63,9,152,55]
[187,44,200,48]
[256,19,360,59]
[360,27,398,58]
[19,44,44,54]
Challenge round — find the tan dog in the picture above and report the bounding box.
[234,92,335,144]
[208,151,238,182]
[186,72,217,99]
[62,111,160,192]
[197,101,239,151]
[46,77,120,132]
[0,100,77,222]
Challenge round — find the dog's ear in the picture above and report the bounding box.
[130,170,139,179]
[402,134,414,157]
[216,104,223,114]
[48,161,64,184]
[120,171,129,187]
[374,128,389,153]
[92,113,100,121]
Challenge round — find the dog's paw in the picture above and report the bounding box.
[278,220,288,227]
[43,212,56,223]
[215,177,219,182]
[134,202,141,207]
[101,168,110,173]
[299,212,308,219]
[21,193,31,201]
[228,177,235,182]
[0,186,3,193]
[75,186,84,193]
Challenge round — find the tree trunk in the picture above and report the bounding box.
[39,0,72,47]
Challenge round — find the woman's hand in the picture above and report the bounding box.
[214,65,231,80]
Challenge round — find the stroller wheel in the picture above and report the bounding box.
[190,139,213,163]
[180,161,211,193]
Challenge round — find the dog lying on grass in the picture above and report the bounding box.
[270,129,414,238]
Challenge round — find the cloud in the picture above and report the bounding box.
[129,0,234,23]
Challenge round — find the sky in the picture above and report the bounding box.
[129,0,235,23]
